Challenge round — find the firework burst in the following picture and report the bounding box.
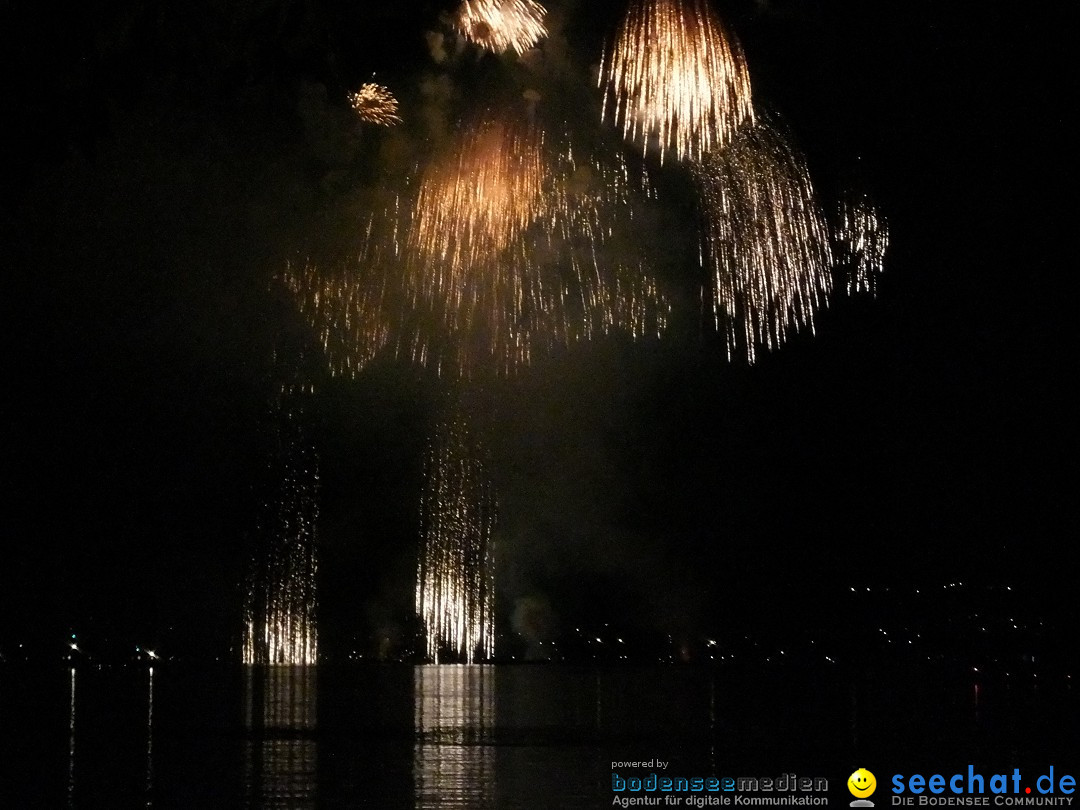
[284,116,668,378]
[412,120,544,272]
[693,116,833,363]
[599,0,754,163]
[243,378,319,666]
[349,83,402,126]
[417,411,496,664]
[453,0,548,55]
[835,191,888,297]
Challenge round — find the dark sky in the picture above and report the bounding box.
[1,1,1071,657]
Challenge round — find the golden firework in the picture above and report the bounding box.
[242,377,319,666]
[453,0,548,55]
[599,0,754,163]
[417,410,496,664]
[284,116,669,378]
[694,116,833,363]
[836,191,888,297]
[349,83,402,126]
[411,120,545,274]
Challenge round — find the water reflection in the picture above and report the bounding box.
[13,662,1065,808]
[145,667,154,806]
[708,674,717,773]
[243,666,317,808]
[67,667,76,808]
[414,665,496,808]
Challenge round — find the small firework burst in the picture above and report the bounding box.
[349,83,402,126]
[453,0,548,55]
[694,116,834,363]
[600,0,754,163]
[835,191,889,297]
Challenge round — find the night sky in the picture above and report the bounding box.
[2,1,1071,660]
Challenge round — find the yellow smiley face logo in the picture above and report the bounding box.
[848,768,877,798]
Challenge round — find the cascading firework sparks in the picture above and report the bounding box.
[452,0,548,55]
[599,0,754,163]
[412,119,543,273]
[349,83,402,127]
[416,413,496,664]
[243,381,319,666]
[693,116,834,364]
[283,116,669,378]
[835,191,888,297]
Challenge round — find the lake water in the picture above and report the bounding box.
[1,663,1074,807]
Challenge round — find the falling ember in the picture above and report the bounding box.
[693,116,833,363]
[349,83,402,126]
[453,0,548,55]
[283,116,669,378]
[243,377,319,666]
[416,412,496,664]
[599,0,754,163]
[835,191,889,297]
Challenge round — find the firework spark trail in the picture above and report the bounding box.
[836,192,888,297]
[243,381,319,666]
[693,116,833,363]
[453,0,548,55]
[599,0,754,163]
[417,412,496,664]
[349,83,402,126]
[284,117,669,378]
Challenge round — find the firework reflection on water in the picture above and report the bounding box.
[243,666,317,807]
